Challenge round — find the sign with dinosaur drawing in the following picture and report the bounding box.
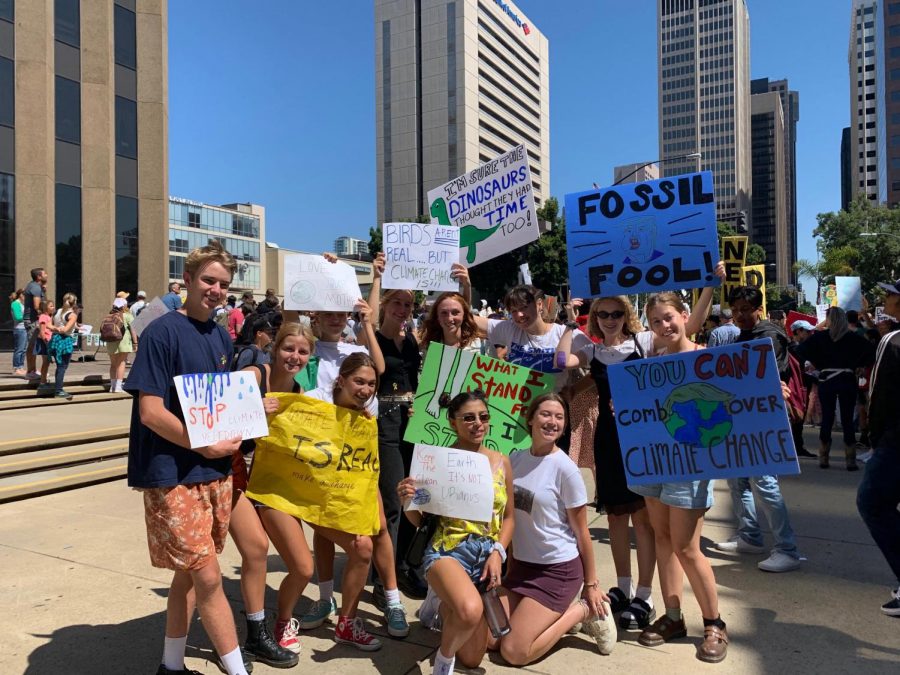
[427,144,538,267]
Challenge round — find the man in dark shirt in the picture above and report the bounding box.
[714,286,803,573]
[22,267,47,379]
[857,278,900,616]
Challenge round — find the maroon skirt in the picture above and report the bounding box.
[503,555,583,613]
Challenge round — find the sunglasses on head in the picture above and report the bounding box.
[460,412,491,424]
[596,310,625,320]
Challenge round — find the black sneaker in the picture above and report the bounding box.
[606,587,631,614]
[244,618,299,668]
[396,567,428,600]
[796,447,816,458]
[372,579,387,612]
[155,666,202,675]
[882,588,900,617]
[619,597,656,630]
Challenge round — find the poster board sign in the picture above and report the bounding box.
[283,254,361,311]
[835,276,863,311]
[427,144,538,267]
[381,222,460,292]
[565,171,720,298]
[743,264,767,316]
[607,339,800,485]
[131,297,169,337]
[721,236,748,308]
[405,443,494,523]
[404,344,554,455]
[246,394,380,535]
[874,306,894,324]
[174,372,268,449]
[824,284,838,307]
[815,304,830,323]
[519,262,533,286]
[785,310,817,331]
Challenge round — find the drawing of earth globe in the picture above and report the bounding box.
[290,280,316,306]
[663,382,733,448]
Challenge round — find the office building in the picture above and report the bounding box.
[881,0,900,206]
[375,0,549,224]
[613,162,659,185]
[334,236,370,258]
[849,0,883,202]
[750,92,788,286]
[168,198,266,295]
[0,0,167,340]
[657,0,752,229]
[841,126,852,210]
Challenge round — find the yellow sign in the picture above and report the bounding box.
[721,236,748,308]
[246,394,381,535]
[743,264,767,317]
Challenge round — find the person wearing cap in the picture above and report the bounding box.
[707,307,740,348]
[131,290,148,317]
[106,297,137,393]
[857,279,900,617]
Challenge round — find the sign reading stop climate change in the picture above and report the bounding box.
[565,171,721,298]
[381,222,460,292]
[174,372,269,449]
[427,144,537,268]
[606,339,799,485]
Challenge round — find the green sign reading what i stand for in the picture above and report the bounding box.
[403,344,554,455]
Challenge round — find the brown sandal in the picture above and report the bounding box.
[697,625,728,663]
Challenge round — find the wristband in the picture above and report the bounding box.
[565,321,580,331]
[491,541,507,563]
[555,352,567,369]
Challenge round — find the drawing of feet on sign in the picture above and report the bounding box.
[174,372,268,449]
[406,444,494,523]
[404,344,554,455]
[382,222,461,292]
[565,171,721,297]
[606,339,800,485]
[283,253,362,312]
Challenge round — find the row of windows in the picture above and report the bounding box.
[477,37,539,97]
[477,2,539,67]
[699,17,733,33]
[700,56,734,72]
[114,4,137,70]
[663,140,696,153]
[55,0,79,48]
[702,121,734,135]
[662,77,693,91]
[169,228,261,261]
[662,89,694,103]
[699,4,732,18]
[662,127,694,140]
[701,108,733,121]
[856,50,875,60]
[660,14,693,29]
[168,255,261,289]
[661,26,694,41]
[662,101,696,115]
[478,68,539,121]
[662,114,693,128]
[700,95,734,109]
[476,18,539,81]
[662,39,694,54]
[662,64,695,78]
[168,202,261,238]
[700,43,733,59]
[0,56,12,128]
[701,83,732,97]
[701,133,735,147]
[478,86,541,141]
[662,52,694,66]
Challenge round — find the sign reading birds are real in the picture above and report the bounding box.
[381,222,460,292]
[606,339,800,485]
[427,144,538,267]
[565,171,721,297]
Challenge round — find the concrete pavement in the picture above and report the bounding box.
[2,427,898,675]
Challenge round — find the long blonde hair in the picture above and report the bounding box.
[587,296,643,340]
[378,289,414,326]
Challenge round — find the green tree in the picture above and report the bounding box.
[526,197,569,294]
[746,243,766,266]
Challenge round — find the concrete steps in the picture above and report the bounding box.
[0,458,128,503]
[0,390,130,410]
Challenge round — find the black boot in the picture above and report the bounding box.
[244,618,299,669]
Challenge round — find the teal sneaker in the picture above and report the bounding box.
[299,597,337,630]
[384,602,409,638]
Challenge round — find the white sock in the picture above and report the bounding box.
[162,635,187,671]
[319,579,334,602]
[617,576,634,598]
[384,587,401,606]
[219,646,249,675]
[636,585,653,605]
[433,650,455,675]
[246,609,266,622]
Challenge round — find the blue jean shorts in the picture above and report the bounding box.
[630,480,714,510]
[422,534,495,584]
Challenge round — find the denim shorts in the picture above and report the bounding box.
[630,480,714,510]
[422,534,495,584]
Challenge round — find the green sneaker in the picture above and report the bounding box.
[299,597,337,629]
[384,602,409,638]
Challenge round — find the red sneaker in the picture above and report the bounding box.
[334,616,382,651]
[274,617,301,654]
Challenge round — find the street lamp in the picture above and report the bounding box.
[861,231,900,241]
[592,152,703,189]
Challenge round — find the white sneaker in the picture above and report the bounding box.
[581,600,617,655]
[416,586,442,631]
[715,535,766,554]
[757,551,801,573]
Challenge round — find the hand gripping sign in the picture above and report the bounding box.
[174,372,269,449]
[406,443,494,523]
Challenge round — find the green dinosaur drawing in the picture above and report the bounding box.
[430,198,451,225]
[460,223,501,264]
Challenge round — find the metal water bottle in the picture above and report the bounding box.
[478,580,511,638]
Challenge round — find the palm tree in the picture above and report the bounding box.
[794,259,825,304]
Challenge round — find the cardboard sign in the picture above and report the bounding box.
[743,264,767,316]
[131,297,169,337]
[721,236,748,307]
[404,344,554,455]
[607,339,800,485]
[406,443,494,523]
[283,254,361,311]
[174,372,268,449]
[245,394,380,535]
[835,276,863,311]
[427,144,538,267]
[565,171,720,297]
[815,304,830,323]
[381,222,460,292]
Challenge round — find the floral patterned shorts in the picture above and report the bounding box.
[141,477,233,571]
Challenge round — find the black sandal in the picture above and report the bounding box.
[619,597,656,630]
[606,587,631,614]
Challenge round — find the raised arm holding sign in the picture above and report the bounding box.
[382,222,461,292]
[283,253,362,311]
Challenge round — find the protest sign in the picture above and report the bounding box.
[720,236,748,308]
[815,303,830,323]
[174,372,268,449]
[607,339,800,485]
[785,310,817,331]
[131,297,169,337]
[283,254,361,312]
[875,306,894,324]
[519,262,532,285]
[404,344,554,455]
[565,171,720,297]
[743,264,767,316]
[246,394,380,535]
[835,276,863,311]
[406,443,494,523]
[824,284,838,307]
[381,222,460,292]
[427,144,537,267]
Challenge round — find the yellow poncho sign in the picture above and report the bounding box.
[246,393,380,535]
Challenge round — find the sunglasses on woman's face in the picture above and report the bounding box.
[460,412,491,424]
[596,310,625,320]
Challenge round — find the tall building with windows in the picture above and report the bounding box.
[612,162,659,185]
[168,198,266,295]
[750,91,788,286]
[0,0,167,340]
[881,0,900,205]
[850,0,883,203]
[334,236,370,258]
[375,0,549,224]
[657,0,752,229]
[842,126,853,210]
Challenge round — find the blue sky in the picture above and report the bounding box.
[169,1,849,298]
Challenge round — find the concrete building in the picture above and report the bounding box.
[334,236,369,258]
[842,126,853,210]
[750,91,788,286]
[849,0,883,203]
[657,0,752,229]
[612,162,659,185]
[881,0,900,206]
[0,0,167,341]
[168,198,266,296]
[266,245,375,299]
[375,0,549,223]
